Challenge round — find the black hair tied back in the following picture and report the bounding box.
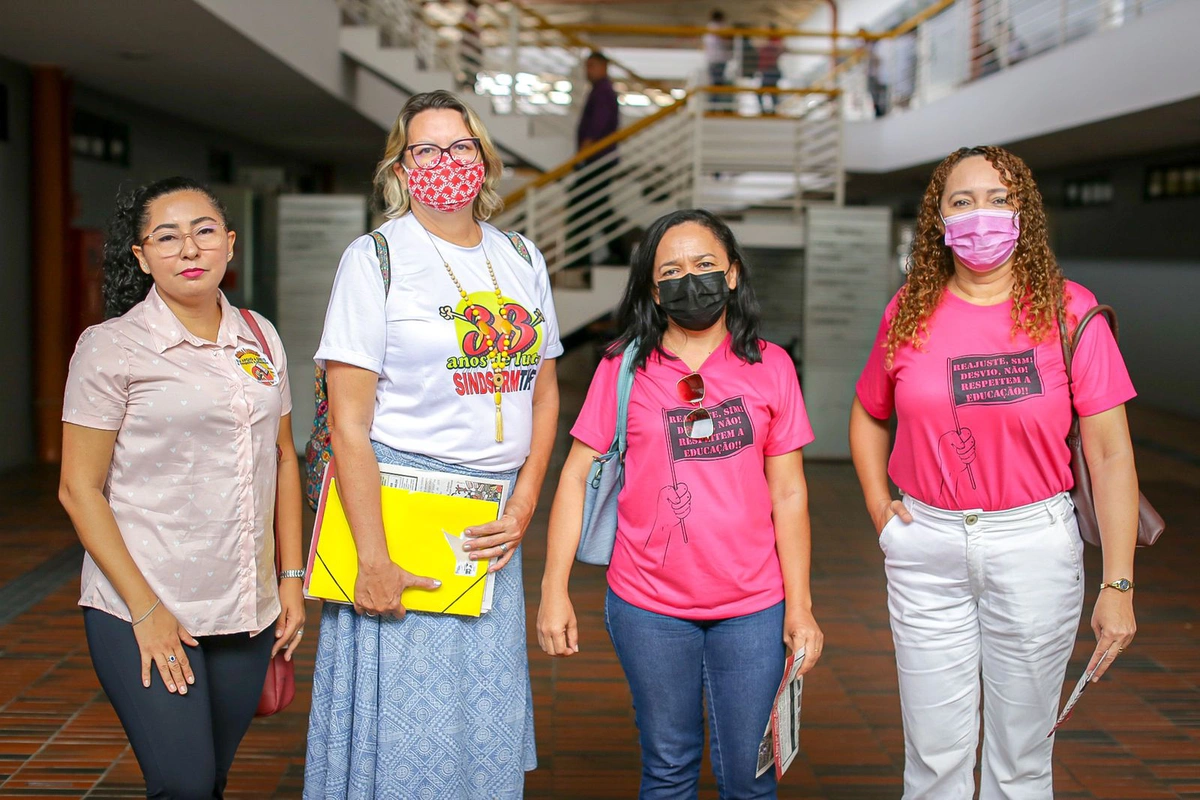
[101,177,228,319]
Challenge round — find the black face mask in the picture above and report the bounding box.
[657,271,731,331]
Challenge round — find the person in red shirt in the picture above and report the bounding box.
[850,146,1139,799]
[757,24,784,115]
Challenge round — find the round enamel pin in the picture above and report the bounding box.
[234,347,279,386]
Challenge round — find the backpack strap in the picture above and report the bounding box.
[504,230,533,267]
[370,230,393,294]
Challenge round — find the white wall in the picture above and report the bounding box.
[844,0,1200,172]
[0,57,33,470]
[191,0,346,99]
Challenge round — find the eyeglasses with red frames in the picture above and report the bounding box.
[677,372,714,440]
[405,138,482,170]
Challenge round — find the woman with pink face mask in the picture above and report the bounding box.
[849,146,1140,799]
[304,91,562,799]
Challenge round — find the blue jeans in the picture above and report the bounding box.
[605,589,785,800]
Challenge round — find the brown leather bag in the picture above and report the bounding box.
[1058,304,1164,548]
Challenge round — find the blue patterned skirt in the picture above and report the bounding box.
[304,445,536,800]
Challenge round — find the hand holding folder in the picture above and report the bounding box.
[305,465,509,617]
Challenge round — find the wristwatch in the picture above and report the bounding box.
[280,569,306,580]
[1099,578,1135,592]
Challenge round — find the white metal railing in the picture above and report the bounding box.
[496,90,844,273]
[494,105,694,271]
[834,0,1177,120]
[337,0,675,117]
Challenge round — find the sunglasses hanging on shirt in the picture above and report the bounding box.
[677,373,714,440]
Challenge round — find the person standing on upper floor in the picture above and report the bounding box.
[850,145,1139,799]
[567,51,623,268]
[703,10,732,108]
[576,50,620,160]
[59,177,305,799]
[757,22,784,115]
[303,89,562,800]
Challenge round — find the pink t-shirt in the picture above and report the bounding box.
[571,338,814,620]
[856,280,1135,512]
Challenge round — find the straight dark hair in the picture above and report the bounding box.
[608,208,763,369]
[101,177,228,319]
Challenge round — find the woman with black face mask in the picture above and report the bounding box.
[538,209,824,799]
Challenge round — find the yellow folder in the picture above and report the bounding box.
[304,473,499,617]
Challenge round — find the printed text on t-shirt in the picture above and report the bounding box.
[949,349,1045,406]
[665,396,756,461]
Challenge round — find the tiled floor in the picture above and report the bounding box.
[1,344,1199,799]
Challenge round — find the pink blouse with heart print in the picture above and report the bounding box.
[62,287,292,636]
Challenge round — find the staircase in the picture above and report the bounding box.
[193,0,847,337]
[495,88,846,336]
[338,24,575,170]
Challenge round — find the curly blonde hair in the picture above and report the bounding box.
[884,145,1064,368]
[373,90,505,220]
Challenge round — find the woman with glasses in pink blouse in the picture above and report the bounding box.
[58,177,306,799]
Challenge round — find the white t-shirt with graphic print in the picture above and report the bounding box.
[315,213,563,472]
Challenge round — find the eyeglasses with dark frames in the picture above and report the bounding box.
[405,137,482,170]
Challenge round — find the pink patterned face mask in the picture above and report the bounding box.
[942,209,1020,272]
[406,161,486,213]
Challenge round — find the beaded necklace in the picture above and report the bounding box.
[424,226,513,443]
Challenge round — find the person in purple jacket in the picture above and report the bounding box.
[568,51,623,267]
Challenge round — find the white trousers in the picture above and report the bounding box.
[880,492,1084,800]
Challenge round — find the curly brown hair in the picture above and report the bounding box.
[884,145,1064,368]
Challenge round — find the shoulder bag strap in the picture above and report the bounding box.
[1059,303,1118,436]
[1071,305,1118,353]
[238,307,282,568]
[239,308,273,362]
[1062,304,1119,383]
[614,339,639,458]
[369,230,392,295]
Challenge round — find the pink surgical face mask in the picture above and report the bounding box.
[942,208,1020,272]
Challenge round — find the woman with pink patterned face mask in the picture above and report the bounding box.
[849,146,1140,799]
[305,91,563,799]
